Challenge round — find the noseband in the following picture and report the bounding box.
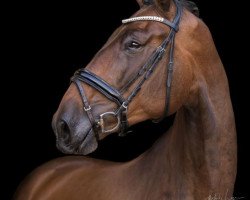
[71,0,183,137]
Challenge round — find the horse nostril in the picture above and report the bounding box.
[58,120,71,143]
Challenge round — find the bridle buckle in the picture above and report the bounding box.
[122,102,128,110]
[157,46,166,53]
[84,105,92,112]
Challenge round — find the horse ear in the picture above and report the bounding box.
[184,1,200,17]
[136,0,170,11]
[154,0,171,12]
[136,0,144,7]
[136,0,154,7]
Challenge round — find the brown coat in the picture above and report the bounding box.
[14,0,237,199]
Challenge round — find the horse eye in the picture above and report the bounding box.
[127,41,142,50]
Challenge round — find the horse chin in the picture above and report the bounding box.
[57,129,98,155]
[77,130,98,155]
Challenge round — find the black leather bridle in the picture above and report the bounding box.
[71,0,183,137]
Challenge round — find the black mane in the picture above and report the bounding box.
[143,0,200,17]
[181,0,199,17]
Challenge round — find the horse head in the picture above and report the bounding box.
[52,0,211,157]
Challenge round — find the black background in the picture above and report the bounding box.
[4,0,248,199]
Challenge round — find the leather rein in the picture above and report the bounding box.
[71,0,183,137]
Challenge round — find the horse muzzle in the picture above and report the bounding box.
[52,100,98,155]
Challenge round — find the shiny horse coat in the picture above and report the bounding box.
[14,0,237,199]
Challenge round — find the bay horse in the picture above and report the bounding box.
[14,0,237,199]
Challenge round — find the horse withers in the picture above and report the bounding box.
[14,0,237,199]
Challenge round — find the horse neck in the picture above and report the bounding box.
[131,58,237,197]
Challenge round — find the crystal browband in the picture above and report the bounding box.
[122,16,178,31]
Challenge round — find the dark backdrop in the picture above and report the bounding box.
[5,0,248,199]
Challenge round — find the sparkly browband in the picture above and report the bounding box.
[122,16,178,31]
